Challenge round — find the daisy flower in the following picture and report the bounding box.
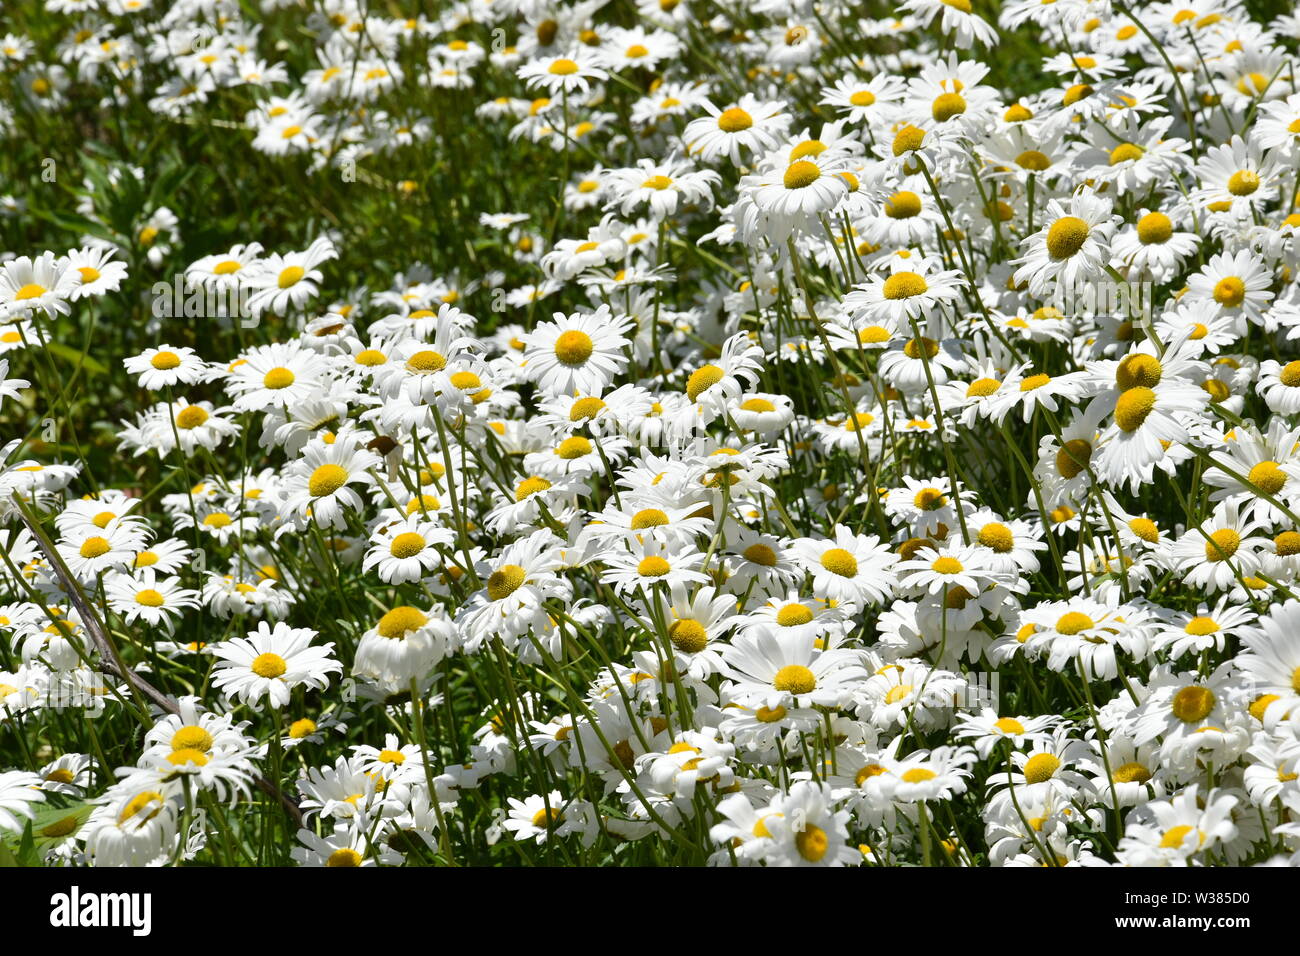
[520,305,635,397]
[790,525,899,605]
[210,621,342,711]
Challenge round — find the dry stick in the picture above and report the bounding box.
[12,493,305,828]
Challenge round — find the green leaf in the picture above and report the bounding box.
[45,342,110,377]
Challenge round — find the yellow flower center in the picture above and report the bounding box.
[1055,438,1092,479]
[718,107,753,132]
[1137,212,1173,244]
[176,405,208,429]
[1213,276,1246,308]
[407,350,446,372]
[278,265,305,289]
[892,124,926,155]
[773,664,817,695]
[515,476,552,501]
[885,190,922,218]
[668,619,707,653]
[1023,753,1060,784]
[1055,612,1095,635]
[883,272,928,300]
[994,717,1026,735]
[377,606,428,638]
[638,556,671,577]
[1109,142,1144,165]
[548,58,579,75]
[686,364,725,401]
[308,464,348,497]
[1172,685,1216,722]
[554,329,594,365]
[630,508,669,529]
[389,532,426,558]
[795,824,829,862]
[251,652,287,679]
[820,547,858,577]
[1248,461,1287,495]
[487,564,527,600]
[1114,386,1156,432]
[1017,150,1050,171]
[172,725,213,753]
[978,522,1014,552]
[80,536,111,559]
[1204,528,1240,562]
[850,90,876,107]
[743,543,778,566]
[263,366,296,389]
[931,92,966,122]
[135,589,165,607]
[151,350,181,370]
[1227,170,1260,196]
[555,436,592,459]
[783,160,821,189]
[776,604,814,627]
[1045,216,1090,259]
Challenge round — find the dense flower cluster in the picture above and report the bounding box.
[4,0,1300,867]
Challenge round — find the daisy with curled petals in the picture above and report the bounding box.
[723,630,866,711]
[522,431,630,478]
[841,256,964,325]
[603,156,720,221]
[1019,595,1139,679]
[354,604,454,684]
[1153,598,1257,659]
[682,331,765,418]
[739,150,849,241]
[1191,134,1281,214]
[516,50,607,95]
[733,590,846,644]
[281,437,381,530]
[899,0,998,47]
[457,529,570,644]
[599,538,710,595]
[895,543,1006,598]
[790,525,898,605]
[186,241,264,293]
[1169,501,1268,594]
[820,74,906,125]
[80,780,178,867]
[521,304,634,397]
[210,621,342,711]
[683,95,790,165]
[1109,208,1200,283]
[1185,249,1274,329]
[244,236,337,317]
[1092,374,1208,492]
[648,583,738,678]
[579,497,712,550]
[953,708,1060,758]
[0,251,74,319]
[886,746,976,804]
[362,516,454,584]
[1199,419,1300,524]
[123,344,211,390]
[63,245,127,300]
[1012,190,1119,297]
[752,781,859,867]
[883,475,961,539]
